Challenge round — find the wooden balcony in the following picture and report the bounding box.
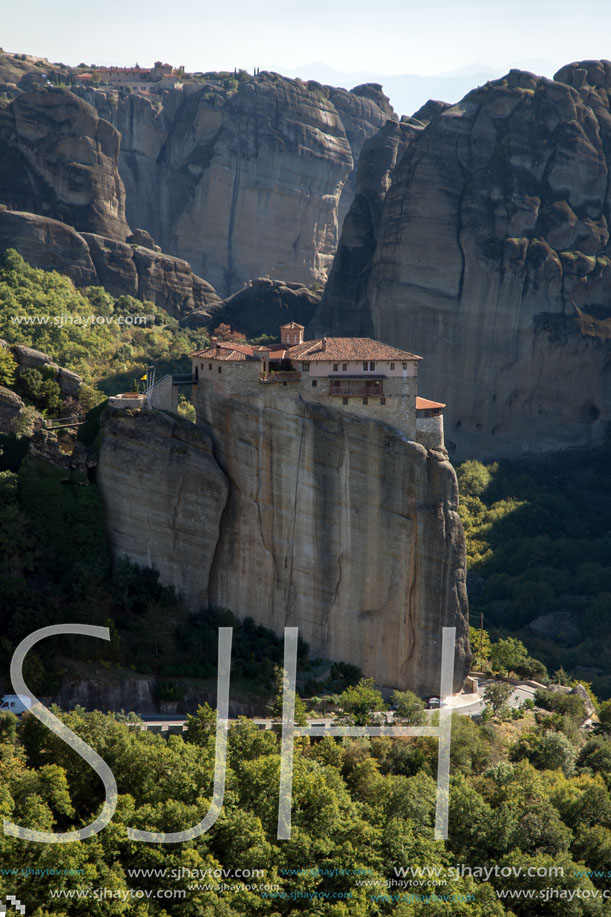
[259,370,302,383]
[329,378,384,397]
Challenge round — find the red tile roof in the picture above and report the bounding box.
[280,321,304,330]
[285,337,421,361]
[192,343,257,361]
[416,397,445,410]
[193,336,422,364]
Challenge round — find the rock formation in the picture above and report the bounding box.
[97,397,470,695]
[313,65,611,458]
[0,385,25,434]
[327,83,396,227]
[0,210,220,319]
[98,410,229,609]
[207,277,321,338]
[80,74,393,295]
[11,343,82,397]
[309,119,422,339]
[0,88,129,239]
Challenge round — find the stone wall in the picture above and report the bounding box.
[149,375,178,413]
[416,413,445,450]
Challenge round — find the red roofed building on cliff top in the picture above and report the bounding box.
[186,323,446,449]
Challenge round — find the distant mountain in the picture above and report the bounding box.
[287,59,558,116]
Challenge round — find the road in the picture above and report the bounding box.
[135,696,498,731]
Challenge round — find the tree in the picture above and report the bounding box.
[490,637,528,675]
[184,702,217,745]
[598,699,611,731]
[536,731,577,777]
[514,656,548,681]
[0,348,17,386]
[13,404,40,438]
[18,368,63,416]
[554,666,572,686]
[484,682,513,718]
[391,689,426,725]
[268,665,308,726]
[469,624,491,668]
[338,677,384,725]
[177,393,196,422]
[457,459,496,496]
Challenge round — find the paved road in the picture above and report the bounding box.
[135,699,492,731]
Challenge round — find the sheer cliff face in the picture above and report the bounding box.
[98,411,229,605]
[309,119,422,339]
[0,89,129,240]
[315,65,611,458]
[83,76,392,297]
[97,398,470,695]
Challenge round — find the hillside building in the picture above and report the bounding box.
[75,61,184,93]
[188,323,445,448]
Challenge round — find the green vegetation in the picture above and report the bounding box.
[337,678,385,725]
[391,689,426,725]
[458,454,611,697]
[0,346,16,385]
[0,696,610,914]
[0,249,210,392]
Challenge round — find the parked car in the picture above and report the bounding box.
[427,697,441,709]
[0,694,32,716]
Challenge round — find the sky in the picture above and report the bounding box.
[4,0,611,111]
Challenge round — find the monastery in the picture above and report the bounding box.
[190,322,445,449]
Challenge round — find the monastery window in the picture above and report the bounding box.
[208,363,212,370]
[312,380,317,387]
[342,363,347,371]
[362,362,368,371]
[390,362,395,370]
[369,362,376,371]
[402,362,407,369]
[333,363,339,372]
[381,397,386,405]
[302,362,310,371]
[343,397,348,405]
[363,397,368,404]
[218,366,222,373]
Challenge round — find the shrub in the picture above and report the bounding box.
[0,348,17,386]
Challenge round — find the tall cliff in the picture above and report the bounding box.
[0,88,129,239]
[313,64,611,458]
[80,74,393,296]
[97,397,470,695]
[309,118,422,339]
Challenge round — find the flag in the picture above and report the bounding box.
[140,373,147,381]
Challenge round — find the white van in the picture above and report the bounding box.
[0,694,32,716]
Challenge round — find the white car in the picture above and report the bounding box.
[0,694,32,716]
[427,697,441,709]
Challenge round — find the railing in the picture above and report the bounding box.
[171,373,195,385]
[329,381,383,397]
[44,414,85,429]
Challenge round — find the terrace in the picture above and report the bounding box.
[328,377,384,397]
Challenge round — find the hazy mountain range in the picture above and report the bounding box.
[285,59,558,116]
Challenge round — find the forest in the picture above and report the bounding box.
[1,252,611,914]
